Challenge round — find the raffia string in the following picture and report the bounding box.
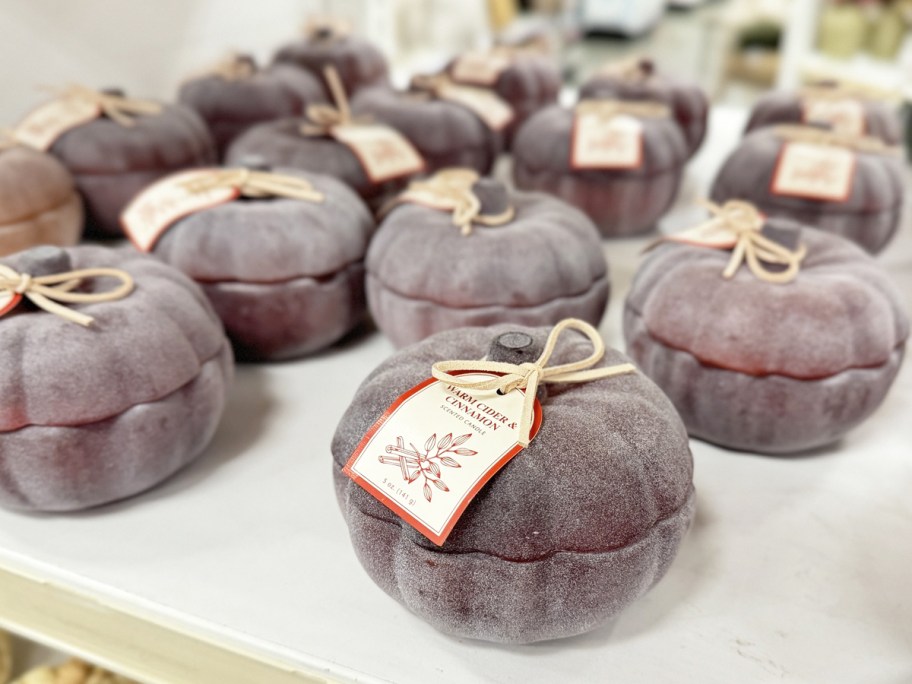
[52,85,162,127]
[655,200,808,284]
[300,66,370,136]
[205,52,257,81]
[576,98,670,120]
[303,16,352,40]
[410,73,454,98]
[597,56,653,81]
[182,168,324,202]
[774,124,900,156]
[381,168,515,236]
[432,318,637,446]
[0,128,18,151]
[0,264,134,327]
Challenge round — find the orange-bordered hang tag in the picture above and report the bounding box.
[771,141,855,202]
[801,97,866,137]
[14,96,101,151]
[121,168,239,252]
[330,124,426,183]
[570,101,661,170]
[343,371,542,546]
[450,51,512,86]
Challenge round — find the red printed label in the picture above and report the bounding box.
[0,265,24,318]
[451,52,511,86]
[571,112,643,170]
[343,372,542,546]
[771,142,855,202]
[14,97,101,150]
[331,124,425,183]
[121,169,238,252]
[802,98,865,137]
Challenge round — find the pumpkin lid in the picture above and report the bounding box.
[50,102,216,174]
[0,146,76,224]
[0,246,227,431]
[367,189,607,309]
[626,224,910,379]
[153,168,373,282]
[331,323,693,557]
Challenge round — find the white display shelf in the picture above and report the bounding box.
[0,107,910,684]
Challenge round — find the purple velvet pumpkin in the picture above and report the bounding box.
[273,27,389,96]
[225,118,421,211]
[579,58,709,157]
[624,222,908,454]
[448,50,560,147]
[49,98,217,238]
[513,103,688,237]
[151,168,373,361]
[177,55,327,159]
[0,145,83,256]
[709,126,904,254]
[0,245,233,511]
[351,86,503,175]
[744,89,903,145]
[331,323,695,643]
[367,178,609,347]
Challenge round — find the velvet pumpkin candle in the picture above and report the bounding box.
[14,86,217,239]
[624,201,909,454]
[709,124,904,254]
[0,245,233,511]
[332,319,695,643]
[272,19,389,96]
[367,169,609,347]
[178,53,327,158]
[513,99,687,237]
[579,57,709,157]
[226,68,424,211]
[122,165,373,361]
[0,137,83,256]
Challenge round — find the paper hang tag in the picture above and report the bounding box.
[331,124,425,183]
[14,97,102,150]
[571,112,644,170]
[121,169,239,252]
[771,142,855,202]
[802,98,866,137]
[0,291,22,318]
[343,372,542,546]
[438,83,514,131]
[451,52,511,86]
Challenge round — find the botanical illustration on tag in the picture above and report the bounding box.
[14,97,101,150]
[343,372,542,546]
[450,52,511,86]
[571,112,644,170]
[121,169,238,252]
[771,142,855,202]
[331,124,425,183]
[439,84,514,131]
[802,98,865,137]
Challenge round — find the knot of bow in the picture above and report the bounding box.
[182,168,324,202]
[300,66,370,136]
[55,85,162,128]
[0,264,134,327]
[431,318,637,446]
[701,199,807,284]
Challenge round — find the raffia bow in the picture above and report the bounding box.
[382,168,515,236]
[182,168,324,202]
[303,16,352,41]
[205,53,257,81]
[432,318,637,446]
[52,85,162,128]
[0,264,134,327]
[576,98,670,120]
[774,124,900,156]
[597,56,654,81]
[410,73,454,98]
[0,128,18,151]
[300,66,370,136]
[664,200,808,284]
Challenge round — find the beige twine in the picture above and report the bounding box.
[303,16,352,40]
[0,128,18,151]
[51,85,162,128]
[299,66,370,136]
[381,168,515,236]
[202,52,257,81]
[576,98,670,120]
[182,168,324,202]
[432,318,637,447]
[774,124,901,156]
[0,264,134,327]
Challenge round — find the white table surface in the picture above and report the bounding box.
[0,106,910,684]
